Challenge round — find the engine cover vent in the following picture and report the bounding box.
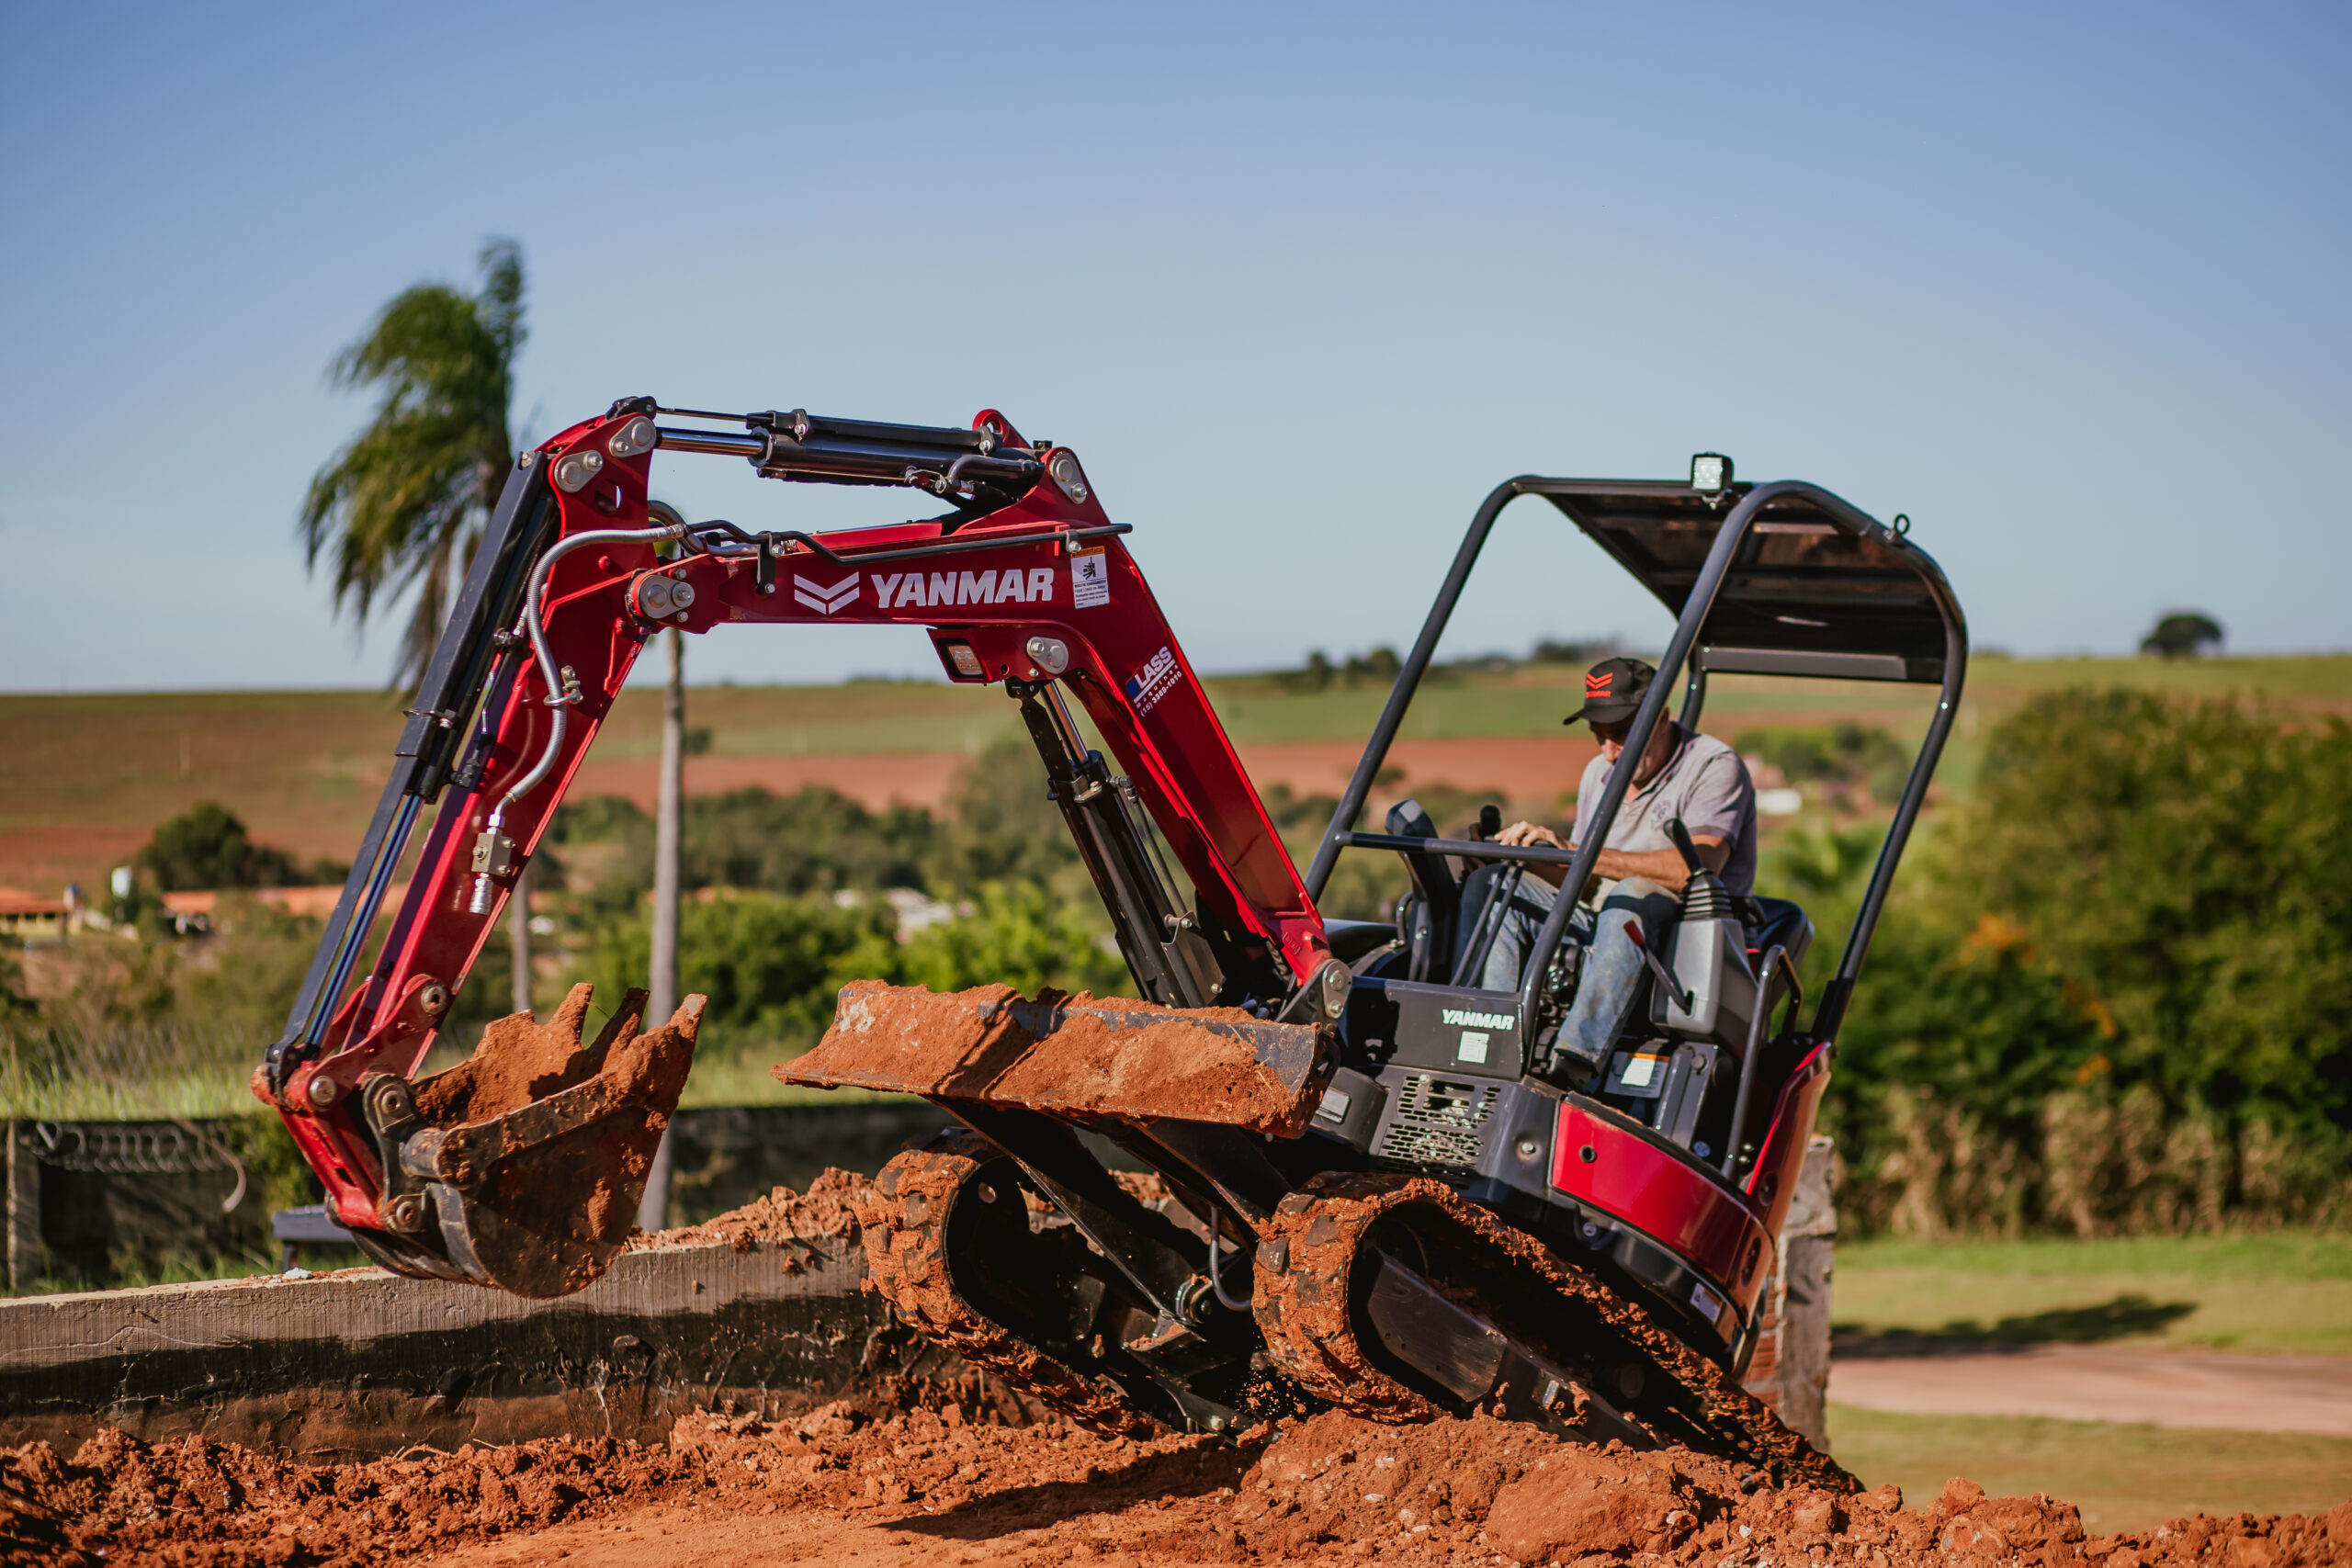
[1374,1073,1502,1172]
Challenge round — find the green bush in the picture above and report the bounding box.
[136,802,345,891]
[1736,722,1912,807]
[1807,690,2352,1235]
[893,881,1129,998]
[550,784,936,900]
[574,889,899,1043]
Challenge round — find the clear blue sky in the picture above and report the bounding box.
[4,3,2345,691]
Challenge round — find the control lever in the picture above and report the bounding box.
[1665,817,1706,876]
[1476,803,1502,840]
[1623,923,1693,1013]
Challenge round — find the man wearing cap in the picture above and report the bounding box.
[1478,656,1758,1085]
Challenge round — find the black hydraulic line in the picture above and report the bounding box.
[1010,683,1216,1010]
[1304,478,1535,900]
[947,1104,1203,1320]
[685,518,1129,570]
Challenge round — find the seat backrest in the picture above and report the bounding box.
[1385,799,1461,983]
[1747,896,1814,974]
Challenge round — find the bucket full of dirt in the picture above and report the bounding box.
[373,984,703,1298]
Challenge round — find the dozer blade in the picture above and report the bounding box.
[362,983,703,1299]
[781,980,1334,1134]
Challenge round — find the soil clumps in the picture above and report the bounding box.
[637,1167,870,1257]
[396,984,704,1293]
[10,1403,2345,1566]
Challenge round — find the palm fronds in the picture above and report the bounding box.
[300,239,525,690]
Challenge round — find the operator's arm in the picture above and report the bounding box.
[1493,821,1727,895]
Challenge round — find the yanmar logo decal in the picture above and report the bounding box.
[870,568,1056,609]
[1441,1008,1515,1031]
[793,574,860,615]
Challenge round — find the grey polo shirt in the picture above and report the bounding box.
[1568,724,1758,897]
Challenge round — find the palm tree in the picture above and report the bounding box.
[304,239,539,1011]
[300,239,526,691]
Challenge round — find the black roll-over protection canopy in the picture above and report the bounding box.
[1538,482,1951,684]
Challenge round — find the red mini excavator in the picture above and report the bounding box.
[261,403,1965,1473]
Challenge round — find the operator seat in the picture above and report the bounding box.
[1744,896,1814,974]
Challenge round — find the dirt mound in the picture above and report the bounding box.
[0,1426,692,1566]
[638,1167,871,1256]
[11,1404,2346,1567]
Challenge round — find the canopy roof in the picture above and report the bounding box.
[1533,480,1959,683]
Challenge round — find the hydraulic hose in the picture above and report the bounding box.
[468,512,686,913]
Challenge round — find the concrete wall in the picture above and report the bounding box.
[4,1103,957,1288]
[0,1233,942,1461]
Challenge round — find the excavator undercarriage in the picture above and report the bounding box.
[261,399,1964,1472]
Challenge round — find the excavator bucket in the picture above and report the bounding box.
[362,984,703,1298]
[781,980,1334,1134]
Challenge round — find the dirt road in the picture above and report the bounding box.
[1831,1346,2352,1436]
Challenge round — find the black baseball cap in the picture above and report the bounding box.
[1564,657,1655,727]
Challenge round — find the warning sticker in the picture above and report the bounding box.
[1124,645,1183,716]
[1070,547,1110,609]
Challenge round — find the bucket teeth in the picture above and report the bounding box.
[396,983,703,1298]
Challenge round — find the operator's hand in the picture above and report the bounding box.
[1495,821,1566,851]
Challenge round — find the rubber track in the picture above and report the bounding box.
[1250,1171,1849,1489]
[860,1131,1161,1439]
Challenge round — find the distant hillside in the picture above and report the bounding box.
[3,655,2343,897]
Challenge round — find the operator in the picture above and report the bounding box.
[1477,656,1757,1085]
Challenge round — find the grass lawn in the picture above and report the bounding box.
[1833,1233,2352,1357]
[1826,1404,2352,1533]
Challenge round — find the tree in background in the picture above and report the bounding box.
[136,802,340,892]
[2140,611,2224,660]
[1812,690,2352,1233]
[300,239,526,692]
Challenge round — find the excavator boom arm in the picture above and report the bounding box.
[262,400,1330,1236]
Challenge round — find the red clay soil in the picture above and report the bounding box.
[784,982,1324,1133]
[7,1402,2345,1567]
[637,1167,868,1258]
[405,984,705,1294]
[413,984,701,1131]
[8,1179,2342,1563]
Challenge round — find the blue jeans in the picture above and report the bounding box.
[1479,875,1680,1074]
